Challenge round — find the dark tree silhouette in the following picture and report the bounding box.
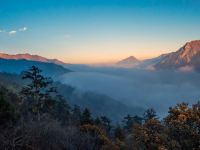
[53,95,71,125]
[100,116,112,133]
[114,126,125,141]
[143,108,157,122]
[0,88,17,126]
[20,66,57,121]
[123,114,142,132]
[81,108,93,125]
[72,105,82,125]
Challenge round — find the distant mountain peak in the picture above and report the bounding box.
[118,56,140,63]
[116,56,140,68]
[125,56,138,60]
[0,52,65,65]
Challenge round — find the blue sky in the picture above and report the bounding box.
[0,0,200,63]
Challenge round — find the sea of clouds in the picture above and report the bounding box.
[59,67,200,117]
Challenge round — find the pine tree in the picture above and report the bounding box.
[114,126,125,141]
[72,105,82,125]
[123,114,142,132]
[94,117,101,125]
[143,108,157,122]
[81,108,93,125]
[0,89,17,126]
[54,95,71,125]
[20,66,57,121]
[100,116,112,133]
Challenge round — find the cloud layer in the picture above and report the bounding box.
[59,68,200,117]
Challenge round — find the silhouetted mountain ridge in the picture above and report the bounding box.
[0,52,65,65]
[0,58,71,77]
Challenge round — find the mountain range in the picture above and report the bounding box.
[1,40,200,121]
[1,40,200,72]
[118,40,200,71]
[0,53,65,65]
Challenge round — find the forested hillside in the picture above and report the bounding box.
[0,66,200,150]
[0,71,143,122]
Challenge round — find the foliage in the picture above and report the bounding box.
[20,66,58,121]
[0,66,200,150]
[164,103,200,150]
[123,114,143,132]
[143,108,157,122]
[0,87,19,127]
[133,118,168,150]
[81,108,93,125]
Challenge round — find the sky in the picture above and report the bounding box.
[0,0,200,64]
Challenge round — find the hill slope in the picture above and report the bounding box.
[0,72,144,122]
[0,59,71,77]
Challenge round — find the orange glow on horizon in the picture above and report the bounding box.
[58,51,168,64]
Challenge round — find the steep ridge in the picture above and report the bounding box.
[155,40,200,71]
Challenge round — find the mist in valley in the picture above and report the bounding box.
[59,67,200,117]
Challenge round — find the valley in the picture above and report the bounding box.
[1,40,200,119]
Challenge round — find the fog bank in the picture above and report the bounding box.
[59,68,200,116]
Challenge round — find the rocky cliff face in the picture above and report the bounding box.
[155,40,200,70]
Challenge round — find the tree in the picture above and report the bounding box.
[94,117,102,126]
[53,95,71,125]
[0,88,17,126]
[114,126,125,141]
[81,108,93,125]
[71,105,82,125]
[79,124,118,150]
[123,114,142,132]
[143,108,157,122]
[133,118,167,150]
[20,66,57,121]
[100,116,112,133]
[164,103,200,149]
